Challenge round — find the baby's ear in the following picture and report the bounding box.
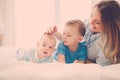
[79,36,83,41]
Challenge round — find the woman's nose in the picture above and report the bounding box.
[90,18,94,25]
[90,19,93,24]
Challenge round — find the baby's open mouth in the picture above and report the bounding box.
[43,52,48,54]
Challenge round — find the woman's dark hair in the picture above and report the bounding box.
[94,0,120,63]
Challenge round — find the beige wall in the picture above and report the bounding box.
[0,0,15,46]
[0,0,5,46]
[1,0,91,47]
[58,0,91,32]
[14,0,55,48]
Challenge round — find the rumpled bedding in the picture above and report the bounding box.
[0,46,120,80]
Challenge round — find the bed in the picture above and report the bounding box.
[0,46,120,80]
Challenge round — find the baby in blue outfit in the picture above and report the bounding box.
[16,34,56,63]
[47,19,87,64]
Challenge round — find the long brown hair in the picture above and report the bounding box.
[94,0,120,63]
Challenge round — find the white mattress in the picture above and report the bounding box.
[0,46,120,80]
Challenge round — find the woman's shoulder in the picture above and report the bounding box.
[83,19,93,38]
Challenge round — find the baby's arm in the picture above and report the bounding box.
[54,32,62,40]
[58,54,66,63]
[45,26,62,40]
[16,48,34,61]
[73,60,85,64]
[16,48,27,60]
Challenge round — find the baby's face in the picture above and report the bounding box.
[37,36,56,59]
[62,25,82,46]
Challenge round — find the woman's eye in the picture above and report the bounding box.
[96,22,100,24]
[95,21,101,24]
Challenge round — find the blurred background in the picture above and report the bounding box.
[0,0,120,48]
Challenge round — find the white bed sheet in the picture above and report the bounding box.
[0,46,120,80]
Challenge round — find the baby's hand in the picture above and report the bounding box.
[31,60,36,63]
[45,25,57,35]
[73,60,79,63]
[44,25,62,40]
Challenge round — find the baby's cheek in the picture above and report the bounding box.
[37,49,40,53]
[49,50,54,54]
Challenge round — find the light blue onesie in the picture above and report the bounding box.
[16,48,53,63]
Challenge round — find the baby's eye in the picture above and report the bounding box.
[42,44,46,46]
[49,46,53,49]
[63,32,65,35]
[67,34,71,37]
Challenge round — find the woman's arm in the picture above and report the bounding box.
[78,60,85,64]
[86,59,94,64]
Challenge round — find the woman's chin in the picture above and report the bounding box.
[91,28,97,32]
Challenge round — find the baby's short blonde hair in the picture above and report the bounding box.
[39,34,57,46]
[65,19,86,36]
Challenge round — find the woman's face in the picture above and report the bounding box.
[90,7,104,33]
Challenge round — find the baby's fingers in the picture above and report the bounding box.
[45,25,57,34]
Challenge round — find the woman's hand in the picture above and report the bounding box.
[86,59,94,64]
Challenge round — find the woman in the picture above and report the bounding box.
[84,0,120,66]
[46,0,120,66]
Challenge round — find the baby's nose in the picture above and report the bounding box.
[44,47,49,50]
[63,35,67,40]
